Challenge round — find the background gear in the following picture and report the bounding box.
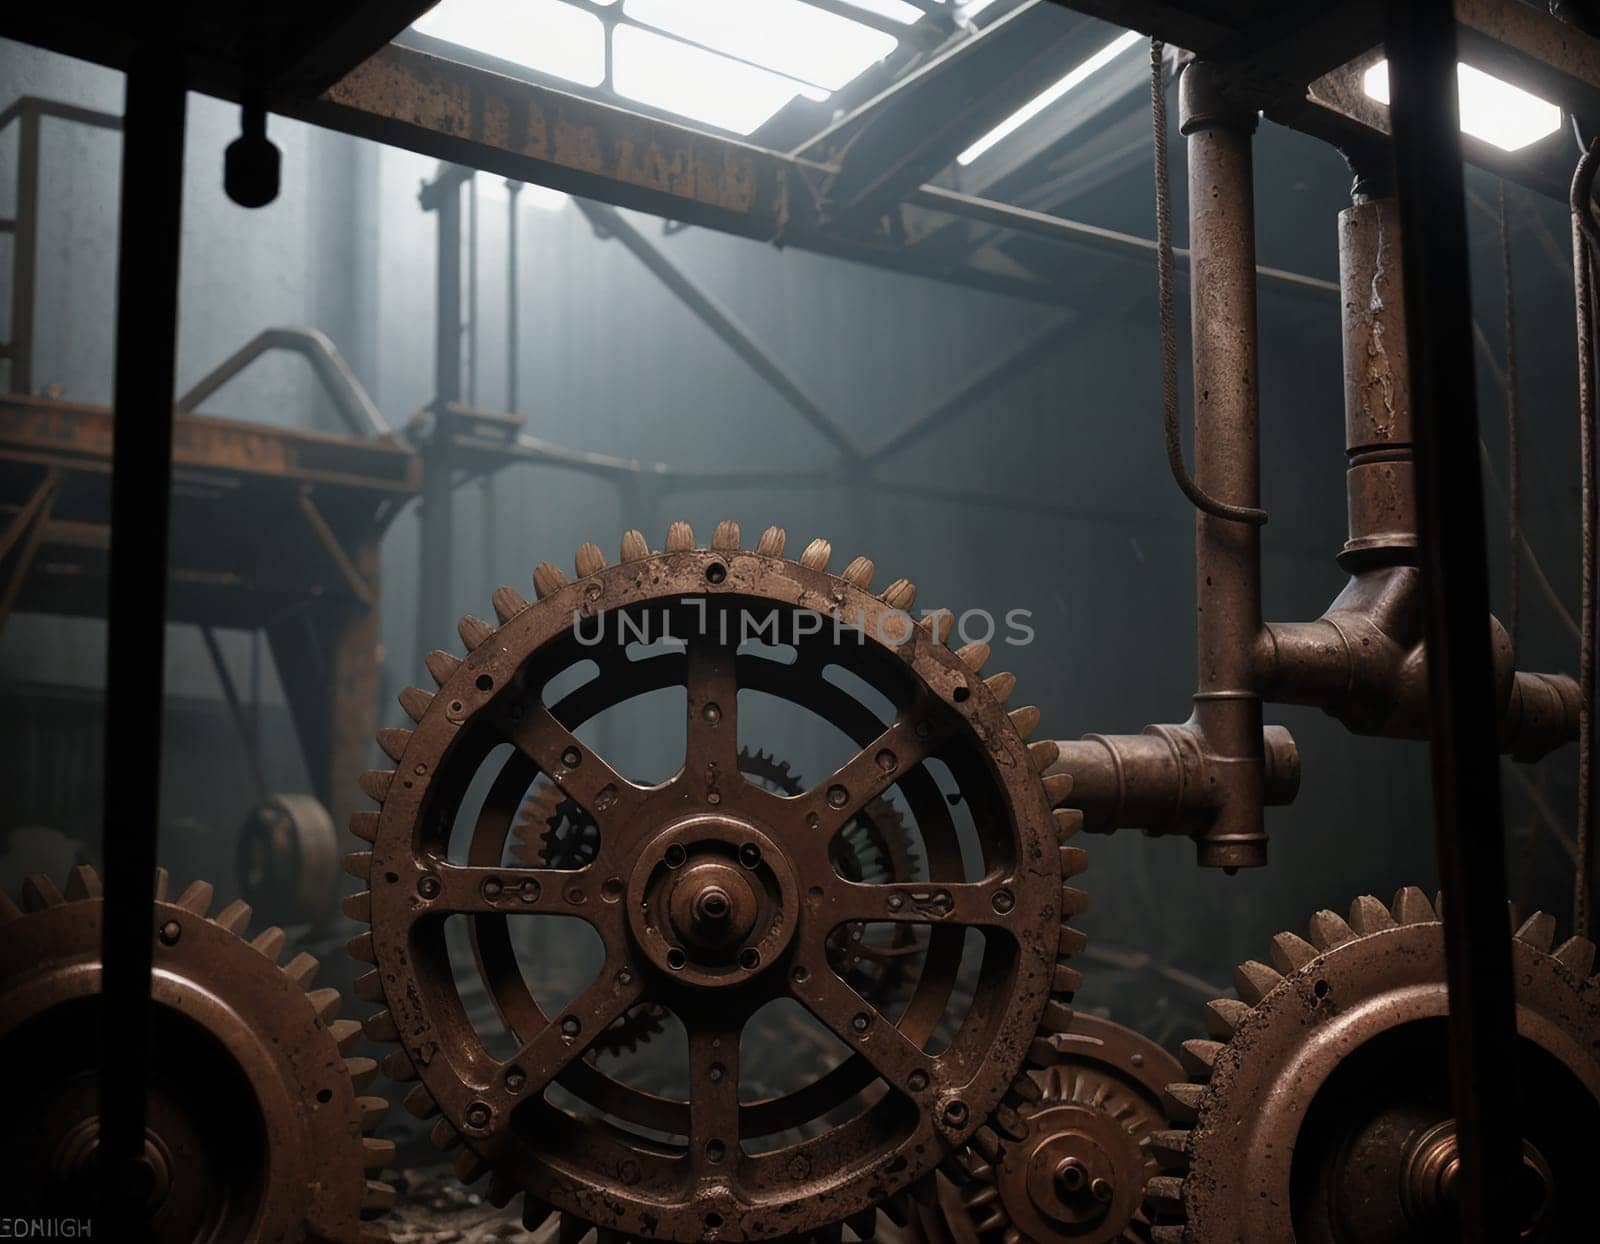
[346,520,1080,1243]
[1145,887,1600,1242]
[0,865,392,1243]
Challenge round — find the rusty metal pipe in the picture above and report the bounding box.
[1182,63,1268,870]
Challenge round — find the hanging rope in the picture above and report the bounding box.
[1149,38,1267,526]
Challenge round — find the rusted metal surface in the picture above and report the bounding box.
[345,521,1081,1241]
[1144,888,1600,1241]
[236,793,341,928]
[936,1013,1184,1244]
[0,865,392,1241]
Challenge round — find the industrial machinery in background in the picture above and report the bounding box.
[2,0,1600,1242]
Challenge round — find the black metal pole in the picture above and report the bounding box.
[1384,4,1522,1240]
[97,54,187,1231]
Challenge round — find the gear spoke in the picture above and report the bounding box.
[506,703,639,824]
[686,1015,744,1180]
[486,964,645,1111]
[683,633,740,785]
[817,877,1019,931]
[793,711,943,842]
[788,958,936,1097]
[425,863,621,930]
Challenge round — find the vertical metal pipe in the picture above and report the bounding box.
[417,173,462,655]
[8,100,40,394]
[1181,63,1266,870]
[506,180,521,413]
[96,57,186,1230]
[1385,4,1522,1237]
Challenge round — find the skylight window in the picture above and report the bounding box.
[613,24,828,135]
[623,0,899,93]
[957,28,1143,166]
[411,0,606,87]
[1362,59,1561,153]
[839,0,926,24]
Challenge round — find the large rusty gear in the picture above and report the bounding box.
[1144,887,1600,1242]
[0,865,393,1243]
[346,520,1082,1242]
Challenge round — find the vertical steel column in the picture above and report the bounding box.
[7,99,41,394]
[1181,63,1266,870]
[417,170,463,655]
[506,180,522,413]
[96,57,187,1229]
[1385,4,1522,1238]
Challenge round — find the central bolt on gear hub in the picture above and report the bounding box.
[346,520,1084,1241]
[0,866,393,1243]
[1145,887,1600,1242]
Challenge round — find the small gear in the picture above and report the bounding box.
[925,1013,1178,1244]
[1145,887,1600,1242]
[348,520,1080,1242]
[0,865,392,1242]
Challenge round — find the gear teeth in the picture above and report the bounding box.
[430,1117,461,1150]
[984,671,1016,702]
[21,875,65,911]
[920,609,954,644]
[174,880,214,916]
[364,1009,400,1042]
[1058,925,1088,956]
[800,537,831,569]
[343,852,373,882]
[283,951,320,989]
[349,811,380,843]
[252,926,287,963]
[153,867,170,901]
[346,1056,379,1092]
[306,986,342,1022]
[1269,930,1319,973]
[362,1137,396,1171]
[1348,893,1397,935]
[1307,908,1357,951]
[64,865,102,901]
[213,898,253,935]
[362,1181,396,1214]
[1554,936,1597,978]
[712,519,741,551]
[329,1018,363,1052]
[881,578,916,611]
[1059,845,1088,877]
[1053,963,1084,993]
[1043,773,1074,806]
[426,649,461,685]
[1145,1175,1186,1215]
[486,1171,519,1209]
[620,529,650,561]
[666,520,695,552]
[1008,705,1040,738]
[1150,1227,1187,1244]
[1180,1038,1224,1076]
[841,555,874,588]
[354,970,384,1003]
[1028,740,1059,773]
[1010,1071,1043,1104]
[384,1049,418,1082]
[1392,886,1437,925]
[398,686,433,723]
[492,586,529,622]
[1164,1082,1205,1123]
[1041,998,1074,1030]
[956,641,990,672]
[404,1084,440,1119]
[530,562,569,601]
[348,931,377,964]
[1515,911,1557,952]
[557,1215,590,1244]
[458,614,495,649]
[357,1094,388,1131]
[1233,960,1283,1005]
[1060,886,1089,917]
[845,1208,877,1240]
[756,525,786,557]
[343,891,373,923]
[1054,807,1084,839]
[358,770,393,802]
[575,541,607,576]
[1147,1128,1191,1169]
[376,728,412,763]
[0,890,19,924]
[1203,997,1250,1039]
